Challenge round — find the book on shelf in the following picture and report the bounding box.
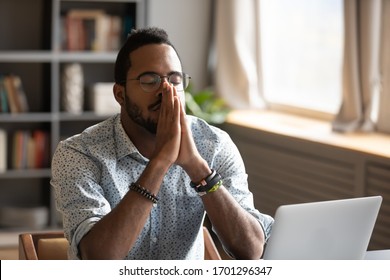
[0,74,29,113]
[12,130,28,170]
[0,78,9,113]
[32,130,50,169]
[63,9,124,52]
[11,130,50,170]
[0,129,6,173]
[12,75,29,112]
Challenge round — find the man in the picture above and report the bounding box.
[51,27,273,260]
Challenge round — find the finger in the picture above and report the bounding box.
[160,83,180,126]
[163,82,175,108]
[173,96,181,123]
[177,96,189,130]
[160,82,173,118]
[172,84,178,97]
[179,98,185,123]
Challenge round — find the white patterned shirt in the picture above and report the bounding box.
[51,114,274,259]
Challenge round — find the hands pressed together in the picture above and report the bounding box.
[152,82,206,181]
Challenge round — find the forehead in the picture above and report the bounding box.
[128,44,182,74]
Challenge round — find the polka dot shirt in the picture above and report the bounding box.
[50,114,274,259]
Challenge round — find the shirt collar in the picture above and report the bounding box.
[114,115,140,160]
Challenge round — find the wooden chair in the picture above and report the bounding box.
[19,231,68,260]
[202,226,222,260]
[19,226,221,260]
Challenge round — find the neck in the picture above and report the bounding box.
[120,111,156,159]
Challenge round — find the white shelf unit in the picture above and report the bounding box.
[0,0,146,231]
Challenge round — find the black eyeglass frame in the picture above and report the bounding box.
[121,72,191,93]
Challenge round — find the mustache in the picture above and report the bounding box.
[148,96,162,111]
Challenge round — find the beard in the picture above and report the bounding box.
[124,92,158,134]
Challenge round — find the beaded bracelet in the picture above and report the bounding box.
[130,182,159,204]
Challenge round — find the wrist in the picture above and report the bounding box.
[190,169,223,196]
[135,157,171,197]
[182,157,211,183]
[147,157,172,175]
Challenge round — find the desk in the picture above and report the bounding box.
[365,250,390,260]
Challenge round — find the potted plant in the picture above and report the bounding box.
[185,84,230,125]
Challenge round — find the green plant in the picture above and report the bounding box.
[185,84,230,124]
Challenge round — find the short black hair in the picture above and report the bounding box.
[114,27,181,85]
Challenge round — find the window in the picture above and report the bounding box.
[260,0,344,114]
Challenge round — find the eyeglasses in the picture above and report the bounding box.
[125,72,191,93]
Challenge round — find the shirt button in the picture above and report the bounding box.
[151,237,157,242]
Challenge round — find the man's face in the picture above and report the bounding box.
[123,44,184,134]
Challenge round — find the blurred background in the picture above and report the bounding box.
[0,0,389,259]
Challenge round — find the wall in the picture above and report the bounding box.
[220,121,390,251]
[147,0,212,91]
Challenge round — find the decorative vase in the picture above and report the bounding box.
[62,63,84,114]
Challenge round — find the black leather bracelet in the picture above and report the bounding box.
[190,169,215,189]
[190,169,222,193]
[130,182,158,204]
[196,172,222,193]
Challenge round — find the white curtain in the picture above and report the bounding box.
[377,0,390,133]
[214,0,266,109]
[213,0,390,133]
[332,0,384,132]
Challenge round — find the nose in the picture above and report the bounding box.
[155,79,169,97]
[160,76,170,89]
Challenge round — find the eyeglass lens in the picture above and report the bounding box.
[139,73,189,92]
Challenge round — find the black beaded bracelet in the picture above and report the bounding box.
[130,182,158,204]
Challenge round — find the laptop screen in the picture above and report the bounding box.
[263,196,382,260]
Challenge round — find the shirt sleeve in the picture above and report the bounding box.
[208,129,274,241]
[50,139,112,258]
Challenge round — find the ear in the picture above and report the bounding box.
[113,83,125,106]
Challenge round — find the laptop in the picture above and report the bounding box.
[263,196,382,260]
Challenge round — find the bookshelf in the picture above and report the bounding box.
[0,0,146,231]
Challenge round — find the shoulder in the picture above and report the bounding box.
[188,115,237,159]
[57,114,118,154]
[188,115,230,142]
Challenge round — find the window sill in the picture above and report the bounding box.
[225,109,390,160]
